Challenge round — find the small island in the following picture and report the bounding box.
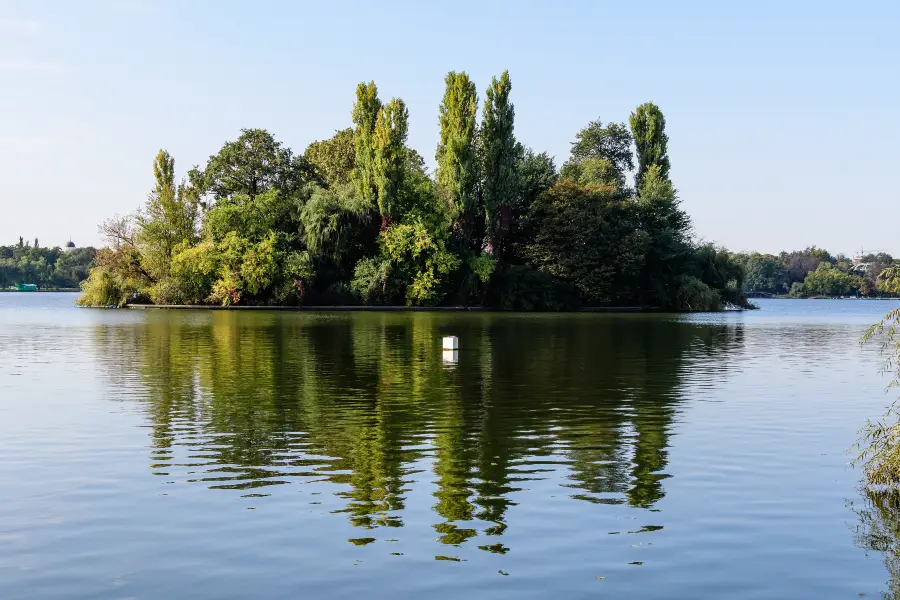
[75,70,897,312]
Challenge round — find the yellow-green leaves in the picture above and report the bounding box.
[373,98,409,222]
[436,71,478,217]
[352,81,382,208]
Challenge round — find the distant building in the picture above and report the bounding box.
[64,240,76,252]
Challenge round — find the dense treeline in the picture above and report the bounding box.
[79,70,750,310]
[735,248,900,298]
[0,238,95,289]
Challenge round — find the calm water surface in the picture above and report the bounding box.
[2,294,900,598]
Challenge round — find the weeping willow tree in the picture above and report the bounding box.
[859,301,900,487]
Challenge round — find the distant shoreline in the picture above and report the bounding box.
[0,289,80,293]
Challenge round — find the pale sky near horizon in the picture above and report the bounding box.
[1,0,897,255]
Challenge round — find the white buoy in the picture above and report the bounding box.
[442,349,459,364]
[442,336,458,350]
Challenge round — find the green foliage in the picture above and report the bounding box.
[137,150,200,281]
[468,252,497,284]
[305,128,356,188]
[688,245,749,308]
[76,267,128,307]
[802,262,857,297]
[380,218,461,305]
[630,102,670,190]
[788,281,807,298]
[190,129,310,202]
[300,184,372,266]
[560,157,622,188]
[879,267,900,295]
[673,276,722,312]
[352,81,382,207]
[487,264,577,311]
[164,241,219,304]
[858,309,900,488]
[436,71,479,218]
[373,98,410,222]
[80,73,775,312]
[560,120,633,192]
[351,256,397,305]
[525,180,647,305]
[503,148,557,263]
[201,232,280,305]
[480,70,517,248]
[634,165,692,306]
[780,247,833,285]
[203,188,294,243]
[517,148,557,206]
[743,253,789,294]
[0,242,95,289]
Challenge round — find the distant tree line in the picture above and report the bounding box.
[79,70,751,310]
[734,248,900,298]
[0,237,96,289]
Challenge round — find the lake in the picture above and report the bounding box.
[2,294,900,599]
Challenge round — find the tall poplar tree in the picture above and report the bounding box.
[630,102,670,190]
[352,81,382,208]
[480,70,517,253]
[373,98,409,226]
[436,71,478,217]
[138,150,199,281]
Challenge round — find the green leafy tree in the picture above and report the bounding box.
[802,262,857,296]
[300,184,372,268]
[788,281,807,297]
[743,253,789,294]
[137,150,200,287]
[780,247,834,286]
[352,81,382,208]
[480,70,517,254]
[0,240,95,289]
[203,188,295,243]
[856,309,900,491]
[305,128,356,187]
[688,245,747,309]
[77,68,769,312]
[190,129,311,204]
[560,120,633,191]
[635,165,692,306]
[630,102,670,190]
[502,147,557,264]
[436,71,479,219]
[380,218,460,305]
[525,179,647,304]
[373,98,410,226]
[878,267,900,295]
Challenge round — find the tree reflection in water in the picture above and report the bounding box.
[91,311,743,552]
[853,489,900,598]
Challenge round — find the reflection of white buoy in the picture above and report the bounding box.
[442,336,458,350]
[442,349,458,364]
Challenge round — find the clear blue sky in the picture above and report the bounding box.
[1,0,897,255]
